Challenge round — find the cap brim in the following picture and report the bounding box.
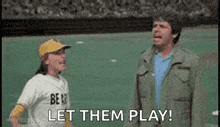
[62,45,71,49]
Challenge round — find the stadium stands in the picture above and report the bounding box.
[2,0,218,36]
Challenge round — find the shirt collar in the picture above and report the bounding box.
[157,50,174,60]
[142,44,184,65]
[46,74,60,82]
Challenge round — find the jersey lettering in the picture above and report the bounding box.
[56,93,60,104]
[61,94,67,104]
[50,93,67,105]
[51,94,56,104]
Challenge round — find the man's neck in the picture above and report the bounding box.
[159,43,174,58]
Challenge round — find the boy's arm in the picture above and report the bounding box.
[64,108,72,127]
[10,104,27,127]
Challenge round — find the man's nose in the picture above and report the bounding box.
[154,26,160,31]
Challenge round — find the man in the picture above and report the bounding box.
[124,9,207,127]
[10,39,72,127]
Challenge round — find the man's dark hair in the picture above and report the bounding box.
[153,8,182,44]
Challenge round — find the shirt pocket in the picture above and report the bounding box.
[171,66,191,101]
[137,64,149,76]
[137,65,152,98]
[171,68,191,121]
[171,99,191,123]
[174,66,190,82]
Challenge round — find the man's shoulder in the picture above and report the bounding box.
[139,49,150,64]
[180,47,196,55]
[180,47,199,59]
[177,47,200,65]
[140,48,152,59]
[141,44,160,57]
[141,49,150,55]
[136,48,152,69]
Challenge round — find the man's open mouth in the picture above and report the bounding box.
[154,36,162,38]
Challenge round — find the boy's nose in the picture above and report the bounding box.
[61,53,66,58]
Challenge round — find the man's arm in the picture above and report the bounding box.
[123,75,141,127]
[191,60,207,127]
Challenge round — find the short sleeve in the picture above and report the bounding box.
[17,77,43,107]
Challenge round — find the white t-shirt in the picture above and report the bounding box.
[17,74,71,127]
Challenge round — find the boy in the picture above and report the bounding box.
[10,39,72,127]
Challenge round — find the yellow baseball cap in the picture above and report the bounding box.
[38,39,71,57]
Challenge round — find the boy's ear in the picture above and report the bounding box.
[45,59,49,65]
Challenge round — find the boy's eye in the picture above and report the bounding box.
[52,51,60,55]
[53,51,59,54]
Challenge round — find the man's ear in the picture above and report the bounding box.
[172,33,178,39]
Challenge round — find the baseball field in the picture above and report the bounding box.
[2,25,218,127]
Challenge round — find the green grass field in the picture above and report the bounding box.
[2,25,218,127]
